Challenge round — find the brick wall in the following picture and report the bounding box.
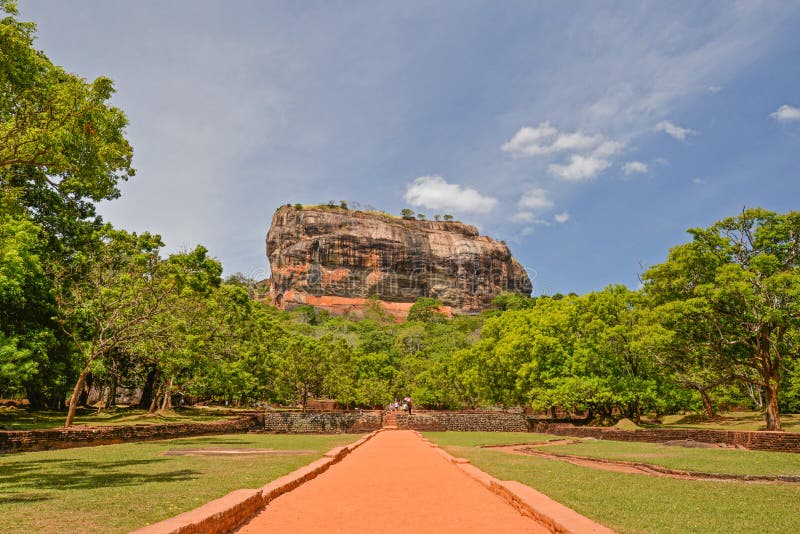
[392,412,800,453]
[396,411,531,432]
[262,411,382,433]
[532,422,800,453]
[0,416,261,454]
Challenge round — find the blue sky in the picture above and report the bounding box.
[20,1,800,295]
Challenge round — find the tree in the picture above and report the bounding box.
[407,297,447,323]
[275,335,332,410]
[0,2,133,205]
[434,214,441,221]
[569,286,663,423]
[443,214,454,221]
[416,213,426,220]
[471,297,575,408]
[643,209,800,430]
[0,3,136,408]
[52,228,200,426]
[401,209,415,219]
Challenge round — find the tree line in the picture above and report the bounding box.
[2,3,799,430]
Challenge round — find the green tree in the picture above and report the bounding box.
[643,209,800,430]
[1,1,133,211]
[0,2,136,408]
[401,209,415,219]
[275,335,332,410]
[52,229,201,426]
[407,297,447,323]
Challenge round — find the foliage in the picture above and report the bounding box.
[643,208,800,429]
[407,296,447,323]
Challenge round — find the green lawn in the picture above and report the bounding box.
[532,439,800,477]
[0,406,239,430]
[0,433,358,533]
[424,431,800,534]
[646,411,800,432]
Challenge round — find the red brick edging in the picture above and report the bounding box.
[417,432,616,534]
[131,430,379,534]
[0,416,262,454]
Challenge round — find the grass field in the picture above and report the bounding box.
[424,431,800,534]
[0,433,358,533]
[650,411,800,432]
[0,406,239,430]
[531,438,800,476]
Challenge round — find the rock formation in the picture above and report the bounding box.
[266,205,532,319]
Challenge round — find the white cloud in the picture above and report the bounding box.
[655,120,696,141]
[706,85,723,94]
[504,123,625,182]
[593,140,625,157]
[500,122,558,156]
[517,188,554,211]
[692,177,706,185]
[553,211,570,224]
[548,154,611,182]
[622,161,648,175]
[501,123,603,157]
[512,211,549,225]
[404,175,498,214]
[511,211,537,223]
[770,104,800,121]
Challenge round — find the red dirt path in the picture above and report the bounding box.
[238,430,548,533]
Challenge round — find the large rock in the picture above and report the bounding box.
[266,205,531,318]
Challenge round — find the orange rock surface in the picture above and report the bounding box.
[267,206,531,319]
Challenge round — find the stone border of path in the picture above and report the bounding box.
[417,432,616,534]
[131,430,380,534]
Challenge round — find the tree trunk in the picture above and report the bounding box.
[161,376,174,411]
[104,373,118,409]
[140,368,158,409]
[78,373,92,407]
[699,388,715,418]
[148,382,162,414]
[25,386,49,410]
[65,367,91,427]
[764,380,781,431]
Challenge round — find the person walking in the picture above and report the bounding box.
[404,395,412,415]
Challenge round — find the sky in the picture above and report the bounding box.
[20,1,800,295]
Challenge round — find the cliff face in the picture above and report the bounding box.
[266,206,532,318]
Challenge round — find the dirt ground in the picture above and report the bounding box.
[238,430,549,533]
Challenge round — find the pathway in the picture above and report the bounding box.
[238,430,548,533]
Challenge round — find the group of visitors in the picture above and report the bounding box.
[388,396,413,414]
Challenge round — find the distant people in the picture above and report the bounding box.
[404,395,412,415]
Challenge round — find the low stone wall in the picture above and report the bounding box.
[532,422,800,453]
[0,416,261,454]
[396,411,531,432]
[262,411,382,433]
[393,412,800,453]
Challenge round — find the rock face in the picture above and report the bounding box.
[266,206,532,318]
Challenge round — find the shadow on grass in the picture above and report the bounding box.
[168,438,263,446]
[0,457,200,491]
[0,492,54,504]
